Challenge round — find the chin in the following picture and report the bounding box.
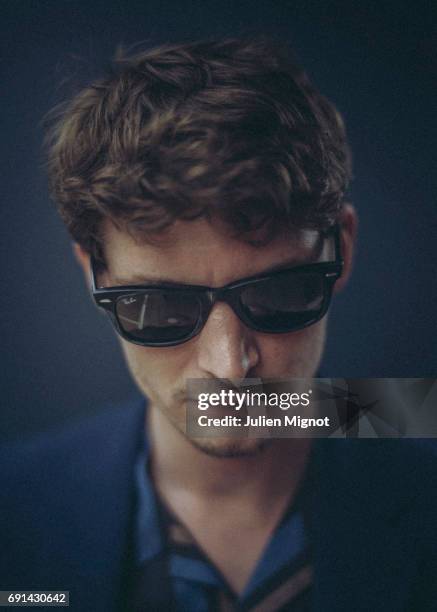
[188,436,271,458]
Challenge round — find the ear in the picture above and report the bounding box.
[334,203,358,292]
[72,243,91,286]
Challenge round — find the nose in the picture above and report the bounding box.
[195,302,260,379]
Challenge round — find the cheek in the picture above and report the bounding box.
[119,340,193,390]
[257,319,327,377]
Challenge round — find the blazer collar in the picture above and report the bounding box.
[46,397,147,611]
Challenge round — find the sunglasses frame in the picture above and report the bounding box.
[90,225,344,347]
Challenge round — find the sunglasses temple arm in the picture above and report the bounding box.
[333,224,344,268]
[89,255,99,292]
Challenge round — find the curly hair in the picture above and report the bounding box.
[46,37,352,264]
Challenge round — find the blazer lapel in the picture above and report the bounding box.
[34,398,147,612]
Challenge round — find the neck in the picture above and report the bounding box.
[147,405,312,511]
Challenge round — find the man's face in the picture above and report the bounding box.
[99,218,331,456]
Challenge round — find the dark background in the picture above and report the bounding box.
[1,0,436,440]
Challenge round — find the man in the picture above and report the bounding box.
[1,38,436,611]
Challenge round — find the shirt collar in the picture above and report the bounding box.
[134,439,163,563]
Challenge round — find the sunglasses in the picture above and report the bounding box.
[91,226,343,347]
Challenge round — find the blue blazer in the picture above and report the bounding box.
[1,399,437,611]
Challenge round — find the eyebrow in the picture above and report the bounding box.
[111,235,326,287]
[110,249,321,287]
[112,259,296,286]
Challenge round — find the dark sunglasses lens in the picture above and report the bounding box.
[115,292,201,344]
[239,271,327,331]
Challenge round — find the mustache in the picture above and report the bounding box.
[175,377,264,404]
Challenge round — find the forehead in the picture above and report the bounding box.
[102,218,322,286]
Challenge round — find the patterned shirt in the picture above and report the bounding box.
[132,441,313,611]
